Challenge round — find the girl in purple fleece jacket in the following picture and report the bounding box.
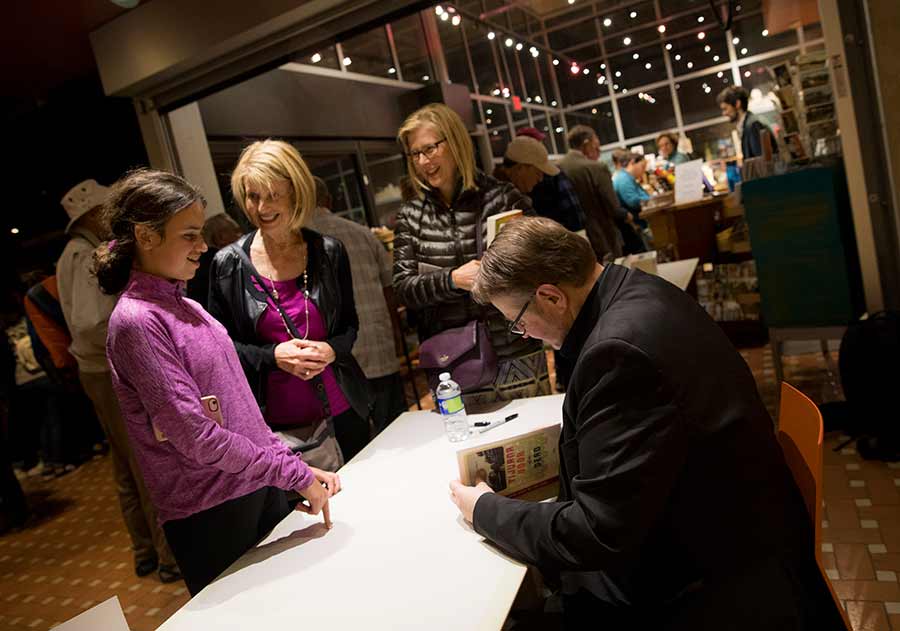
[95,168,339,596]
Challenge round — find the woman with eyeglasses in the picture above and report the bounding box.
[208,140,372,465]
[394,104,551,408]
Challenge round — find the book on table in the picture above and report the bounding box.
[456,423,561,502]
[485,209,524,248]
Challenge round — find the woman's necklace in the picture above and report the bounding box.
[267,247,309,341]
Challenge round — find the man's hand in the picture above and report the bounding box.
[451,259,481,292]
[449,479,494,523]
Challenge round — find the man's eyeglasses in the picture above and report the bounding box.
[407,138,446,162]
[508,294,535,336]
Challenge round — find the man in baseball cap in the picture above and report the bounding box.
[502,136,559,194]
[56,178,181,583]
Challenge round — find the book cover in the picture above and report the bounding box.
[456,424,561,500]
[485,209,524,248]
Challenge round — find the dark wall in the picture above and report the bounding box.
[199,69,416,140]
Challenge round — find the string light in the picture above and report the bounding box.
[343,57,352,66]
[505,37,514,47]
[570,63,580,74]
[744,70,751,77]
[615,70,622,77]
[741,47,748,55]
[440,12,449,22]
[422,74,430,81]
[530,48,540,58]
[704,45,711,52]
[451,15,461,26]
[591,108,598,114]
[311,53,322,63]
[551,100,558,106]
[762,29,769,37]
[629,11,637,18]
[515,42,523,50]
[645,62,652,70]
[435,5,444,15]
[697,15,705,23]
[603,18,612,27]
[687,61,694,68]
[487,31,495,40]
[717,71,724,78]
[733,37,740,45]
[697,31,706,40]
[674,54,682,61]
[623,36,632,46]
[713,55,720,62]
[600,63,606,70]
[633,53,640,60]
[583,67,590,75]
[388,67,396,74]
[552,58,560,66]
[658,25,666,33]
[665,43,672,50]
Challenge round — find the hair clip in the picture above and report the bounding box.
[108,239,118,252]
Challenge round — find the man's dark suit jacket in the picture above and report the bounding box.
[473,264,845,629]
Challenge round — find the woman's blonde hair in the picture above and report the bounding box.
[230,139,316,232]
[397,103,477,197]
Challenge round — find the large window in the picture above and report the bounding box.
[565,102,617,146]
[618,86,677,139]
[391,13,433,82]
[437,16,473,88]
[731,14,798,57]
[677,73,730,124]
[340,29,395,77]
[607,44,668,90]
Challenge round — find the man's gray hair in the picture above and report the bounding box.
[567,125,598,152]
[472,217,596,303]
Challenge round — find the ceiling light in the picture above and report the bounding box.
[422,74,430,81]
[535,96,542,103]
[744,70,751,77]
[451,15,461,26]
[697,31,706,40]
[666,43,672,50]
[343,57,352,66]
[713,55,720,61]
[388,67,396,74]
[492,89,500,95]
[583,68,590,75]
[591,108,598,114]
[552,58,560,66]
[311,52,322,63]
[675,54,682,61]
[486,108,492,114]
[633,53,640,60]
[717,71,724,78]
[600,63,606,70]
[645,62,652,69]
[622,88,628,94]
[531,48,540,58]
[630,11,637,18]
[658,25,666,33]
[741,47,748,55]
[440,12,449,21]
[615,70,622,77]
[697,15,705,22]
[762,29,769,37]
[603,18,612,27]
[487,31,495,40]
[687,61,693,68]
[435,5,444,14]
[555,127,564,133]
[704,45,711,52]
[623,37,632,46]
[551,100,558,106]
[568,0,575,4]
[485,118,492,124]
[505,37,514,47]
[613,84,619,90]
[10,228,19,235]
[704,86,711,93]
[732,37,740,45]
[570,63,580,74]
[516,42,523,51]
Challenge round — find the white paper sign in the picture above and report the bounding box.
[54,596,130,631]
[674,159,704,205]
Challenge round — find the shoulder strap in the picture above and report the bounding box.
[26,282,69,333]
[232,245,332,418]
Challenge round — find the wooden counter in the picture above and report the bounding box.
[641,195,725,263]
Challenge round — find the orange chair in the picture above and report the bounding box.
[777,382,851,630]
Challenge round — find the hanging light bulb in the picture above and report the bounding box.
[658,25,666,33]
[451,14,461,26]
[311,52,322,63]
[623,36,632,46]
[505,37,514,47]
[697,31,706,40]
[603,18,612,27]
[487,31,495,40]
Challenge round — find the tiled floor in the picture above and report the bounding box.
[0,344,893,630]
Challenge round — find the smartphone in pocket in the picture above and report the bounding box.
[153,395,223,442]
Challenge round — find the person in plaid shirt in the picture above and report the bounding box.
[307,177,407,433]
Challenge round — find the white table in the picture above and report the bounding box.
[158,394,566,631]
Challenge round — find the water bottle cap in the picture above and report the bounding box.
[439,372,451,382]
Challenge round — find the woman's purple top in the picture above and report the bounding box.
[107,270,315,524]
[252,276,350,426]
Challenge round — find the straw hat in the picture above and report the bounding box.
[61,179,110,233]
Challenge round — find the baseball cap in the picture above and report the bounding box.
[504,136,559,176]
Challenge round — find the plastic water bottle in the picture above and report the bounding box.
[435,372,469,442]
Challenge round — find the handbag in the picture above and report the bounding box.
[417,213,498,392]
[236,247,345,472]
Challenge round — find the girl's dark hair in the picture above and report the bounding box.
[92,168,206,295]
